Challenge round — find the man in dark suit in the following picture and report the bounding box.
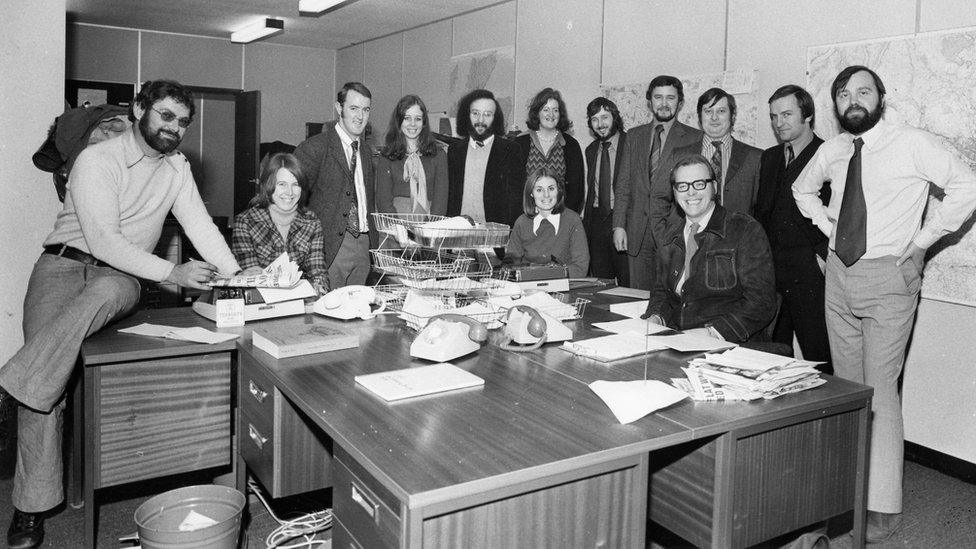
[295,81,376,287]
[658,87,762,231]
[755,85,831,372]
[446,89,524,227]
[582,97,628,284]
[613,75,702,289]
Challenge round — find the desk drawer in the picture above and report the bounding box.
[333,457,400,549]
[332,517,363,549]
[240,355,333,498]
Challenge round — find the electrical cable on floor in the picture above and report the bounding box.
[247,479,332,549]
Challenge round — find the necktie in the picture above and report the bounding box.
[475,139,485,147]
[597,140,612,217]
[835,137,866,266]
[681,222,700,293]
[347,140,360,234]
[786,144,795,166]
[649,124,664,177]
[711,141,723,205]
[537,217,555,238]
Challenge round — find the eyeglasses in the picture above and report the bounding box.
[151,107,192,128]
[672,179,714,192]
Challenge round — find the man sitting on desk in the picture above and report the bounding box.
[643,155,775,343]
[0,80,241,549]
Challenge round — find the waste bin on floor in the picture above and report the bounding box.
[134,484,246,549]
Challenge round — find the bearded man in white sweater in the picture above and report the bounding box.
[0,79,241,549]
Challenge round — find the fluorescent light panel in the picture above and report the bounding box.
[299,0,345,14]
[230,18,284,43]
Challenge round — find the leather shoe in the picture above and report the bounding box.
[7,509,44,549]
[866,510,902,543]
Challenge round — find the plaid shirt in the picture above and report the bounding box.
[232,207,329,290]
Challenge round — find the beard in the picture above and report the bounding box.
[836,102,883,135]
[654,107,676,123]
[593,124,618,141]
[139,114,182,154]
[471,122,492,142]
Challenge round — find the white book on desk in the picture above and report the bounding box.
[355,363,484,402]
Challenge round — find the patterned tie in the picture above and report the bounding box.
[711,141,723,205]
[681,222,700,293]
[347,140,360,234]
[598,140,612,217]
[786,144,795,166]
[649,124,664,177]
[835,137,866,266]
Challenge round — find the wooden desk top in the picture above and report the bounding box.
[81,307,244,365]
[238,304,871,510]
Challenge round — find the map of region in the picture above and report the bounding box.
[808,27,976,306]
[601,69,760,146]
[449,46,515,132]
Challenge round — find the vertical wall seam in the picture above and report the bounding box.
[241,45,246,90]
[512,0,519,130]
[915,0,922,33]
[723,0,730,70]
[599,0,606,86]
[136,31,142,84]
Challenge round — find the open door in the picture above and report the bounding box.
[234,90,261,217]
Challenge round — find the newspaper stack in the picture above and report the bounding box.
[671,346,826,401]
[209,252,302,288]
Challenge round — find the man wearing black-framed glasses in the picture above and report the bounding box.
[642,154,775,344]
[0,79,241,548]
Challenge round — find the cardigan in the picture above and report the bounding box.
[505,208,589,277]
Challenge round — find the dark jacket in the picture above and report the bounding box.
[375,147,449,216]
[294,124,377,268]
[583,131,627,221]
[513,132,585,213]
[646,205,776,342]
[446,136,525,226]
[755,137,828,256]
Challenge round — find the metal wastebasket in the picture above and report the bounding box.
[134,485,246,549]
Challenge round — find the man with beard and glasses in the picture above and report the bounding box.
[793,65,976,543]
[582,97,628,283]
[447,89,524,228]
[0,79,241,549]
[613,75,702,290]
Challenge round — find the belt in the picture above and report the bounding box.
[43,244,106,267]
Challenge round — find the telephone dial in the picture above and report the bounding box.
[313,285,386,320]
[500,305,573,352]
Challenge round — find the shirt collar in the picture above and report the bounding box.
[685,203,715,234]
[703,134,734,150]
[334,121,360,148]
[788,129,816,156]
[533,212,561,234]
[469,134,495,150]
[122,127,183,170]
[849,118,888,150]
[598,132,620,149]
[653,118,676,134]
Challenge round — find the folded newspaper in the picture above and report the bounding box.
[672,346,826,401]
[209,252,302,288]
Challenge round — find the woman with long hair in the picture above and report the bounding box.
[375,95,448,215]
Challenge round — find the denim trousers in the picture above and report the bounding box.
[824,252,920,514]
[0,253,140,512]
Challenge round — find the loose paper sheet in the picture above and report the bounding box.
[646,332,736,353]
[119,323,239,344]
[591,318,672,335]
[598,287,651,299]
[607,300,650,319]
[589,380,688,424]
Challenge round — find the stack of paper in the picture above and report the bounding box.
[118,323,239,344]
[210,252,303,288]
[671,347,826,401]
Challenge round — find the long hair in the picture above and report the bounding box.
[525,88,571,132]
[381,95,438,160]
[249,153,309,210]
[697,87,737,128]
[131,79,195,122]
[586,97,623,139]
[455,89,506,138]
[523,166,566,217]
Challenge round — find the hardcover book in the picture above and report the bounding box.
[251,323,358,359]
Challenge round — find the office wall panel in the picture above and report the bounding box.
[919,0,976,31]
[66,24,138,83]
[602,0,726,87]
[244,43,335,145]
[140,33,242,89]
[363,34,403,143]
[402,20,454,118]
[336,43,365,92]
[727,0,916,148]
[452,1,516,56]
[514,0,602,138]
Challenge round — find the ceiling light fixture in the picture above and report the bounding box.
[230,18,284,43]
[298,0,345,15]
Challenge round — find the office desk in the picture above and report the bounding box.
[76,307,241,548]
[238,308,872,548]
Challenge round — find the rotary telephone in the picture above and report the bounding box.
[313,285,386,320]
[410,314,489,362]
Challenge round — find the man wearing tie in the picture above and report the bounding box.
[664,88,762,221]
[755,85,831,372]
[582,97,628,283]
[295,81,376,286]
[793,65,976,542]
[613,75,701,289]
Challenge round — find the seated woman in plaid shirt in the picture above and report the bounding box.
[232,153,330,293]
